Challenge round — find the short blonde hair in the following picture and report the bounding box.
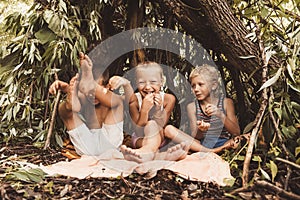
[189,64,223,97]
[135,61,165,83]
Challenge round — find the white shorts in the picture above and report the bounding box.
[68,121,124,156]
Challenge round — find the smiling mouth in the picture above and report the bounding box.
[144,91,154,94]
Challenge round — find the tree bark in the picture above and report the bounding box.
[126,0,146,66]
[160,0,279,78]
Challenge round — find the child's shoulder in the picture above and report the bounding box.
[129,93,139,105]
[187,101,196,110]
[164,93,176,102]
[223,97,234,109]
[223,97,234,103]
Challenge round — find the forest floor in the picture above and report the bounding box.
[0,138,299,200]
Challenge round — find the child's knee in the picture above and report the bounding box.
[164,125,174,137]
[58,102,71,119]
[145,120,158,128]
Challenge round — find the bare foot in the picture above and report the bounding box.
[65,74,81,112]
[78,52,96,96]
[120,145,154,163]
[155,142,189,161]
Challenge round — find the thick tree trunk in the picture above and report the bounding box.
[126,0,145,66]
[160,0,278,78]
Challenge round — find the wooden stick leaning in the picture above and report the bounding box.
[44,71,61,150]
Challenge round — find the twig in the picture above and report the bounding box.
[44,92,50,122]
[265,2,300,22]
[269,89,293,190]
[275,157,300,170]
[242,25,269,186]
[229,185,252,195]
[255,180,300,200]
[44,66,61,150]
[285,166,292,191]
[44,90,61,150]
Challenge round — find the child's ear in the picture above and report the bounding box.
[212,81,218,91]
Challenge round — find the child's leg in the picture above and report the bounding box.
[78,52,96,96]
[120,120,161,162]
[79,53,123,109]
[164,125,225,153]
[58,75,84,131]
[140,120,163,152]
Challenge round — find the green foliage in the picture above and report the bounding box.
[0,0,107,144]
[229,0,300,185]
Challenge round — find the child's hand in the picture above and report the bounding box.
[141,93,154,112]
[49,80,69,95]
[153,93,162,110]
[108,76,130,90]
[204,104,223,118]
[197,120,210,132]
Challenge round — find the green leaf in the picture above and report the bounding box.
[223,177,236,187]
[260,168,271,181]
[291,102,300,111]
[12,62,23,72]
[288,83,300,93]
[26,173,43,183]
[265,50,276,65]
[252,155,262,162]
[258,67,282,92]
[11,171,30,182]
[59,0,68,13]
[286,62,295,83]
[295,147,300,157]
[281,125,296,138]
[269,160,278,182]
[55,133,63,148]
[35,28,56,45]
[239,55,256,59]
[243,121,254,134]
[274,108,282,120]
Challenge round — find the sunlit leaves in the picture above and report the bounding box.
[0,0,95,144]
[257,67,282,92]
[7,168,46,183]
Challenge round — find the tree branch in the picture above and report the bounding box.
[242,25,269,186]
[255,180,300,200]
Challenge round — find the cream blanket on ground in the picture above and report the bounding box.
[38,149,234,186]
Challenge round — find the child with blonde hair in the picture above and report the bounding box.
[164,64,241,152]
[121,62,188,163]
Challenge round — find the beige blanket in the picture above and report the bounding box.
[39,149,233,186]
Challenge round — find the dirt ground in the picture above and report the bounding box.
[1,139,299,199]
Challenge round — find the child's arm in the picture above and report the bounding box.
[205,98,240,136]
[187,102,210,138]
[108,76,134,104]
[129,95,150,127]
[49,80,69,95]
[93,85,123,108]
[153,93,175,128]
[222,98,240,136]
[187,102,198,138]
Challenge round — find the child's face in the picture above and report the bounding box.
[190,75,213,101]
[136,68,162,97]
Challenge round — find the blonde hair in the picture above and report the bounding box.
[189,64,223,97]
[135,61,165,84]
